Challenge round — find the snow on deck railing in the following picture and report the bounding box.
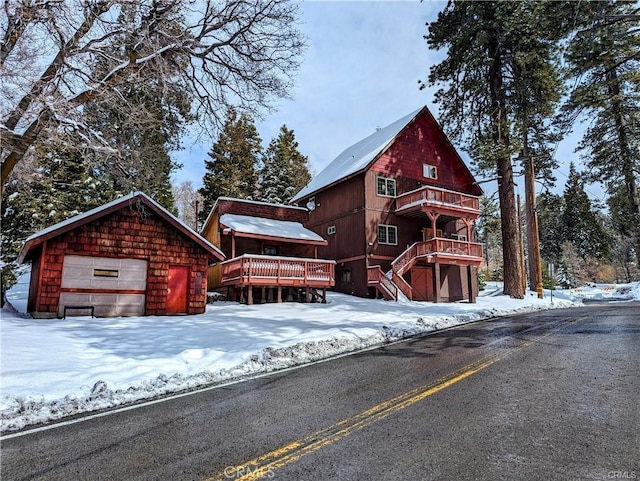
[395,185,480,212]
[222,255,335,286]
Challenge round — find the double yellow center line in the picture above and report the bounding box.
[209,328,557,481]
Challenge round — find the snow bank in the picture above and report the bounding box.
[2,280,637,433]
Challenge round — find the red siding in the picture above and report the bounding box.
[369,110,481,196]
[217,198,309,224]
[32,206,209,316]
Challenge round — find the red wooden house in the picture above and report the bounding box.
[291,106,484,302]
[201,197,335,304]
[18,192,225,318]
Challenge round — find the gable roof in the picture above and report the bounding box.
[291,107,424,202]
[291,106,482,202]
[18,192,225,264]
[220,213,327,245]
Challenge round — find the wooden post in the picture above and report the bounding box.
[321,288,327,303]
[468,265,476,303]
[277,286,282,303]
[247,287,253,305]
[434,263,441,303]
[260,286,266,304]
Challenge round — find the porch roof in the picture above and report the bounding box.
[220,214,327,245]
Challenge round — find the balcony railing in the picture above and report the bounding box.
[396,185,480,214]
[221,254,335,288]
[392,238,484,276]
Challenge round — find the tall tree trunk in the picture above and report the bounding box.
[488,30,524,299]
[606,68,640,266]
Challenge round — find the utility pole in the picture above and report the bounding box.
[525,157,544,298]
[516,193,527,293]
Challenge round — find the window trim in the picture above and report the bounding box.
[376,176,397,198]
[378,224,398,245]
[423,164,438,180]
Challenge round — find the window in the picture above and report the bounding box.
[378,224,398,245]
[376,176,396,197]
[423,164,438,179]
[342,268,351,284]
[327,225,336,235]
[263,246,278,256]
[93,269,118,277]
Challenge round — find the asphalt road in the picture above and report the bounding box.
[2,302,639,481]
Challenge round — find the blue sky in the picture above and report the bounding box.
[173,1,603,203]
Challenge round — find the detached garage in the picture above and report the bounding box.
[18,192,225,318]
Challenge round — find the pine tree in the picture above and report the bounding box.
[476,195,502,279]
[199,108,262,221]
[563,0,640,265]
[560,163,610,261]
[80,3,193,213]
[537,191,565,264]
[0,143,111,304]
[258,125,311,204]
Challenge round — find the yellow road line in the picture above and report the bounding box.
[208,329,555,481]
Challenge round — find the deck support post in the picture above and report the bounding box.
[321,288,327,303]
[467,265,476,303]
[247,287,253,305]
[434,263,441,303]
[260,287,266,304]
[277,286,282,303]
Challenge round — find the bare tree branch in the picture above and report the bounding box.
[1,0,305,187]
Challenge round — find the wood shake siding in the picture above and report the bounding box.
[32,207,209,316]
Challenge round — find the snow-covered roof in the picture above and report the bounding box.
[18,192,225,264]
[291,107,425,202]
[220,213,326,245]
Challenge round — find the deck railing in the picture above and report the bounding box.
[392,239,484,276]
[396,185,480,213]
[367,265,398,301]
[221,254,335,288]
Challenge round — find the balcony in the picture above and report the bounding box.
[392,238,484,276]
[395,185,480,218]
[221,254,335,289]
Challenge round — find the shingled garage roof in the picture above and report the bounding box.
[18,192,225,264]
[291,107,425,202]
[220,213,327,245]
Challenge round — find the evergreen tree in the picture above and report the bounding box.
[423,1,571,298]
[0,142,111,304]
[537,191,565,264]
[258,125,311,204]
[563,0,640,265]
[82,4,191,213]
[476,195,502,279]
[557,242,580,288]
[199,108,262,221]
[560,163,610,261]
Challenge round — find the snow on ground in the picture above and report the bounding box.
[1,272,638,433]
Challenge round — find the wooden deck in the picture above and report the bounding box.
[395,185,481,217]
[221,254,335,289]
[392,239,484,276]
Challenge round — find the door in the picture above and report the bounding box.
[167,265,189,314]
[59,255,147,317]
[411,266,433,302]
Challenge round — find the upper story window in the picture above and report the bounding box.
[378,224,398,245]
[376,176,396,197]
[423,164,438,180]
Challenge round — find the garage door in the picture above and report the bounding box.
[59,255,147,317]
